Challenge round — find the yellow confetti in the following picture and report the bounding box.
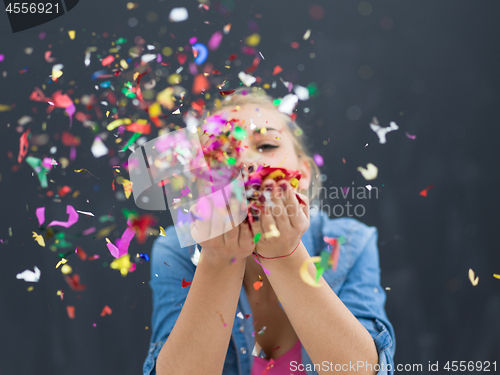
[68,30,75,40]
[120,59,129,69]
[159,226,166,236]
[32,232,45,247]
[0,104,12,112]
[27,286,34,292]
[56,258,68,269]
[260,127,267,134]
[110,254,132,276]
[493,274,500,279]
[223,23,232,34]
[357,163,378,180]
[122,179,133,199]
[289,177,299,189]
[107,118,132,131]
[245,33,261,47]
[276,137,281,140]
[469,268,479,286]
[106,111,110,117]
[148,101,162,117]
[60,264,73,274]
[276,157,287,168]
[263,224,280,239]
[299,256,323,288]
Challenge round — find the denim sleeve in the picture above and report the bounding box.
[337,226,396,375]
[143,235,196,375]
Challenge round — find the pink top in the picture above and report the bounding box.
[251,339,307,375]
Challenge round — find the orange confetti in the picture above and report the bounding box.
[44,50,56,63]
[192,74,211,94]
[75,246,87,261]
[272,65,283,75]
[125,122,151,134]
[66,305,75,319]
[100,305,113,317]
[290,41,300,49]
[18,129,30,163]
[253,281,263,290]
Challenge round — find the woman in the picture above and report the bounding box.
[143,88,396,375]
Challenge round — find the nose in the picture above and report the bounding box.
[241,161,258,174]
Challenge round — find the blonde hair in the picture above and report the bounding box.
[200,87,322,201]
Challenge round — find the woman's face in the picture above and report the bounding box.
[211,103,311,191]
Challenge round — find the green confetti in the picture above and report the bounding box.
[121,132,141,151]
[273,98,282,106]
[121,208,138,220]
[232,126,247,140]
[115,37,128,45]
[338,235,346,245]
[227,157,236,165]
[253,232,261,244]
[307,82,320,97]
[319,250,331,271]
[25,156,51,188]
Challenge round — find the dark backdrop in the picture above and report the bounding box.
[1,1,500,374]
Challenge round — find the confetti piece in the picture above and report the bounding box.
[76,210,95,217]
[120,132,141,151]
[57,290,64,300]
[100,305,113,317]
[91,136,108,158]
[300,256,323,288]
[493,274,500,279]
[56,258,68,268]
[208,31,223,50]
[253,281,263,290]
[122,179,133,199]
[32,232,45,247]
[405,132,417,140]
[303,29,311,40]
[182,278,192,288]
[313,154,324,167]
[110,254,133,276]
[272,65,283,75]
[419,185,434,197]
[18,129,30,163]
[159,226,166,236]
[0,104,12,111]
[60,264,72,274]
[25,156,52,188]
[277,94,298,115]
[35,207,45,226]
[217,311,227,327]
[469,268,479,286]
[238,71,257,87]
[251,254,270,275]
[75,246,87,261]
[237,312,244,319]
[138,253,150,261]
[66,306,75,319]
[357,163,378,180]
[16,266,41,282]
[68,30,75,40]
[47,205,79,228]
[169,7,188,22]
[263,224,280,239]
[64,273,87,291]
[253,232,261,243]
[369,117,399,144]
[245,33,261,47]
[74,168,100,179]
[192,43,209,65]
[219,90,235,97]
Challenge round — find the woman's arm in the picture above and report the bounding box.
[262,243,379,375]
[156,254,246,375]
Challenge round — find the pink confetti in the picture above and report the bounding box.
[38,32,46,40]
[106,225,136,258]
[405,132,416,140]
[208,31,223,50]
[313,153,324,167]
[0,54,4,62]
[36,207,45,226]
[252,254,270,275]
[47,205,79,228]
[82,227,96,236]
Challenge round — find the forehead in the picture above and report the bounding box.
[212,103,288,132]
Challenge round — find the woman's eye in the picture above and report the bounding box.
[257,144,279,152]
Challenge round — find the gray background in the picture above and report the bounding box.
[1,0,499,374]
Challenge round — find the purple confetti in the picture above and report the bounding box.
[313,154,324,167]
[405,132,417,140]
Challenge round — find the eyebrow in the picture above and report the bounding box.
[253,127,282,134]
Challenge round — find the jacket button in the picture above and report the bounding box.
[239,326,244,333]
[240,347,247,355]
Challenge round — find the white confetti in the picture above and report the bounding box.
[237,312,244,319]
[293,85,310,101]
[277,94,298,115]
[76,210,95,217]
[141,54,156,63]
[169,7,188,22]
[369,117,399,144]
[303,29,311,40]
[191,245,201,266]
[91,136,108,158]
[357,163,378,180]
[16,266,41,282]
[238,71,257,87]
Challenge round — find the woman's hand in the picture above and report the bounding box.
[190,196,255,267]
[248,179,310,259]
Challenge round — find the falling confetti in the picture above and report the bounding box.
[32,232,45,247]
[181,278,192,288]
[357,163,378,180]
[159,226,166,236]
[16,266,41,282]
[469,268,479,286]
[419,185,435,197]
[66,306,75,319]
[169,7,188,22]
[299,256,322,288]
[100,305,113,317]
[369,117,399,144]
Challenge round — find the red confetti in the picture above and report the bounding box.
[100,305,113,317]
[18,129,30,163]
[228,53,237,61]
[245,314,251,319]
[66,306,75,319]
[272,65,283,76]
[244,57,260,74]
[101,55,115,66]
[290,42,300,49]
[176,52,187,65]
[130,214,156,244]
[75,246,87,261]
[253,281,263,290]
[61,131,81,146]
[181,278,192,288]
[219,90,235,97]
[58,186,72,197]
[125,122,151,134]
[112,179,115,191]
[419,185,435,197]
[64,274,87,291]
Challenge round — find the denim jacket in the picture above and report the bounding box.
[143,211,396,375]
